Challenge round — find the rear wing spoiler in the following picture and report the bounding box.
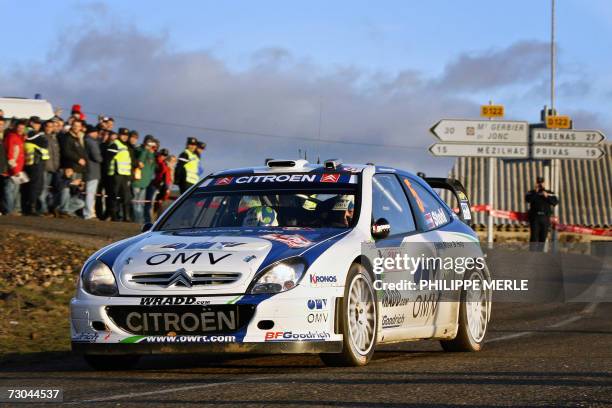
[423,177,472,225]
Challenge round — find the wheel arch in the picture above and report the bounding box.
[352,255,377,284]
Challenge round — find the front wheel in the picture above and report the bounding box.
[320,263,377,366]
[440,268,490,352]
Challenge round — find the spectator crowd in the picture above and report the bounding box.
[0,104,207,223]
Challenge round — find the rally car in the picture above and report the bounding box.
[71,159,491,369]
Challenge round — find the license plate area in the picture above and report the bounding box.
[106,305,255,336]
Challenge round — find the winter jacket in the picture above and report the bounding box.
[132,146,156,189]
[153,155,172,188]
[45,132,61,172]
[59,131,87,175]
[0,141,7,175]
[3,131,25,176]
[85,136,103,181]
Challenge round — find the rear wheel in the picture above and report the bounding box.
[320,263,377,366]
[84,354,141,370]
[440,268,490,352]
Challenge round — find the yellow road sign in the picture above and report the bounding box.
[546,115,571,129]
[480,105,504,118]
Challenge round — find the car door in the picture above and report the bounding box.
[400,176,472,331]
[369,173,436,341]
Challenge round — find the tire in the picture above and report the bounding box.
[320,263,377,366]
[84,354,141,371]
[440,268,490,352]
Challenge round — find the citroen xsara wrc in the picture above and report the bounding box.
[71,159,491,369]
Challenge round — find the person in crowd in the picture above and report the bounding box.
[39,119,61,214]
[97,116,109,131]
[128,130,139,168]
[21,121,49,215]
[0,117,8,214]
[167,155,177,180]
[106,128,132,221]
[1,120,27,214]
[54,167,84,217]
[99,130,119,219]
[174,137,199,193]
[103,117,114,131]
[83,126,103,220]
[96,128,110,219]
[58,119,87,216]
[126,130,140,221]
[196,140,207,177]
[58,119,87,175]
[143,137,160,223]
[71,104,85,121]
[526,176,559,250]
[132,135,157,224]
[27,116,42,135]
[0,102,210,222]
[152,150,174,219]
[52,116,65,135]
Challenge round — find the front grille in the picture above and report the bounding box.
[129,270,242,287]
[106,304,255,336]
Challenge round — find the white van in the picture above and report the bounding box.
[0,97,55,120]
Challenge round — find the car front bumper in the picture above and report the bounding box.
[71,287,344,355]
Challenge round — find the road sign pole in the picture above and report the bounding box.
[551,159,560,252]
[549,0,559,253]
[487,101,495,248]
[551,0,556,114]
[487,157,495,248]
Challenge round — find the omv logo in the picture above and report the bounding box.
[307,299,328,310]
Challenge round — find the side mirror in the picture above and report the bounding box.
[141,222,153,233]
[371,218,391,239]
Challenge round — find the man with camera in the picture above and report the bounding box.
[525,176,558,247]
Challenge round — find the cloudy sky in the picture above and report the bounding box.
[2,0,611,176]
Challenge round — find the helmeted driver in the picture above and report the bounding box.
[243,206,279,226]
[332,194,355,227]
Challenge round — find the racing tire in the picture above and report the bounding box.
[84,354,141,371]
[440,268,490,352]
[320,263,377,367]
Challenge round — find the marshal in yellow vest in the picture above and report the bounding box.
[108,139,132,176]
[25,142,49,166]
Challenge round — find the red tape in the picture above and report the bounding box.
[467,204,611,236]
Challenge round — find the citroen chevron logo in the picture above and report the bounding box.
[166,268,193,288]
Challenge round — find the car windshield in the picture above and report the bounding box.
[158,174,360,231]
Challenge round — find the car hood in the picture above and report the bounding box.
[100,227,350,295]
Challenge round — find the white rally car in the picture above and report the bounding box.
[71,159,491,369]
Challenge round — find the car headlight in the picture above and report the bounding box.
[81,260,118,296]
[249,258,307,294]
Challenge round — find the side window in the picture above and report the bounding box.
[372,174,416,236]
[401,177,450,231]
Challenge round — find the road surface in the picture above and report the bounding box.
[0,217,610,407]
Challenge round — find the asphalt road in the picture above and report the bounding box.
[0,217,610,407]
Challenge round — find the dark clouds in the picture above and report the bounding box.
[2,16,585,176]
[435,41,550,91]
